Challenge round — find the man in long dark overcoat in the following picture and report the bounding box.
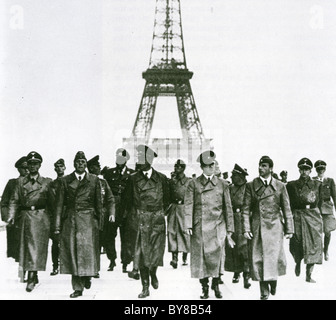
[312,160,336,261]
[242,156,294,300]
[122,144,170,298]
[184,151,234,300]
[48,158,66,276]
[287,158,323,283]
[167,159,191,268]
[1,156,29,263]
[8,151,52,292]
[54,151,103,298]
[225,164,251,289]
[87,155,115,277]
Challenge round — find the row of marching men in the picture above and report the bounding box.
[1,147,335,300]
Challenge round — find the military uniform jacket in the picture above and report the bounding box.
[184,175,234,279]
[103,166,135,223]
[122,168,170,268]
[312,176,336,215]
[167,174,191,253]
[8,174,53,271]
[98,176,115,230]
[242,177,294,281]
[286,177,323,264]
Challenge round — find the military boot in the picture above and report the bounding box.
[170,252,178,269]
[306,264,316,283]
[182,252,188,266]
[324,234,331,261]
[26,271,36,292]
[200,278,209,299]
[211,278,222,299]
[150,267,159,289]
[232,272,240,283]
[295,261,301,277]
[243,272,251,289]
[138,268,150,298]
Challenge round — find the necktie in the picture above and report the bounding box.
[208,177,211,183]
[78,176,82,181]
[264,180,268,186]
[31,178,36,185]
[145,172,149,180]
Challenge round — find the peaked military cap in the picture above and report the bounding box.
[15,156,27,168]
[197,150,216,166]
[27,151,43,163]
[116,148,130,161]
[174,159,186,168]
[74,151,87,162]
[87,155,100,167]
[136,145,158,158]
[314,160,327,169]
[232,163,248,176]
[54,158,65,167]
[259,155,273,167]
[280,170,288,177]
[298,158,313,170]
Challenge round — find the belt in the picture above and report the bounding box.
[22,206,45,211]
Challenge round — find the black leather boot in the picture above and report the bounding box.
[324,234,331,261]
[270,280,277,295]
[306,264,316,283]
[182,252,188,265]
[26,271,36,292]
[108,260,116,271]
[295,261,301,277]
[150,267,159,289]
[232,272,240,283]
[259,281,269,300]
[211,278,222,299]
[200,278,209,299]
[138,268,150,298]
[122,263,128,273]
[243,272,251,289]
[170,252,178,269]
[128,268,140,280]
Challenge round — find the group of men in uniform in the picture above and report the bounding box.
[1,147,336,300]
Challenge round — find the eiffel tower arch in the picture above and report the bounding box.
[123,0,212,172]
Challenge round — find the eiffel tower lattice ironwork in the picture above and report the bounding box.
[131,0,206,144]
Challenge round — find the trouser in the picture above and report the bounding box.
[71,275,91,292]
[51,238,59,270]
[100,221,118,262]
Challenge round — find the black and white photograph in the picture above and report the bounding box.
[1,0,336,305]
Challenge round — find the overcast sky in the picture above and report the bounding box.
[1,0,336,188]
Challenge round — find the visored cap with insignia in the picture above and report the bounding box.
[232,163,248,176]
[136,144,158,164]
[116,148,130,160]
[259,155,273,168]
[314,160,327,169]
[298,157,313,170]
[74,151,87,162]
[54,158,65,167]
[174,159,186,168]
[15,156,27,168]
[87,155,100,167]
[27,151,43,163]
[197,150,216,166]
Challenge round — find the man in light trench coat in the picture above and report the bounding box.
[53,151,103,298]
[242,155,294,300]
[184,150,235,299]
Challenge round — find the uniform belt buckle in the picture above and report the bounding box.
[236,208,240,213]
[306,205,310,209]
[31,206,35,210]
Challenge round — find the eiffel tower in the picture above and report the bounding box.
[123,0,212,171]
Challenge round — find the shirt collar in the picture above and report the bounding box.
[75,172,86,180]
[142,168,153,179]
[260,175,272,185]
[203,173,214,181]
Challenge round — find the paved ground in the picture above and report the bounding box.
[0,226,335,300]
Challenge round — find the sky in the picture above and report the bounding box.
[1,0,336,189]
